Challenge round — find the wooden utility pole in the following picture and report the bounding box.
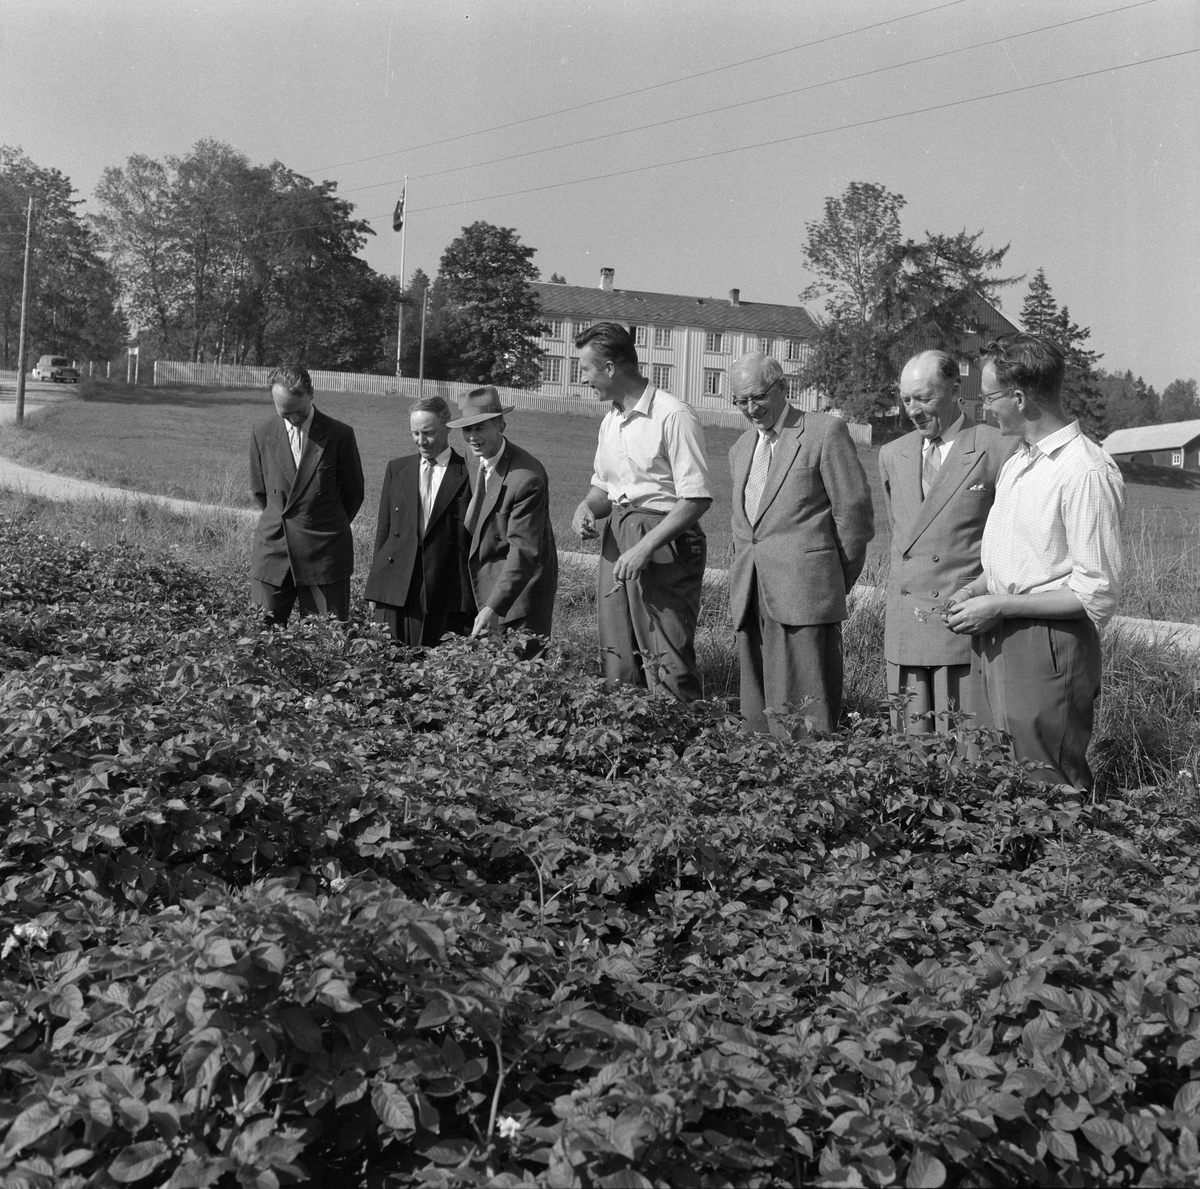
[14,196,33,427]
[394,176,407,382]
[418,284,429,397]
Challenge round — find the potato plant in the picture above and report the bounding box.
[0,525,1198,1187]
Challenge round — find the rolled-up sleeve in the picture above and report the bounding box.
[1062,466,1125,628]
[662,407,712,501]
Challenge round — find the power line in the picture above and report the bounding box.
[334,0,1161,197]
[303,0,969,176]
[390,46,1198,219]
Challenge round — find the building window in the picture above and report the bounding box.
[542,356,563,384]
[786,339,805,361]
[747,335,772,355]
[573,320,590,337]
[1173,451,1184,466]
[786,376,806,401]
[633,325,648,347]
[705,331,724,353]
[652,364,672,391]
[570,358,583,385]
[653,326,673,349]
[703,369,724,397]
[958,361,971,377]
[545,319,564,339]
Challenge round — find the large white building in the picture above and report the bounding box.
[531,269,821,413]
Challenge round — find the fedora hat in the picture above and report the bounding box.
[446,386,514,428]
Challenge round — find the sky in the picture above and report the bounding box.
[2,0,1198,389]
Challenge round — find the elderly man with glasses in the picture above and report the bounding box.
[728,352,874,736]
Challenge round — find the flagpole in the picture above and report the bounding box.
[394,175,408,382]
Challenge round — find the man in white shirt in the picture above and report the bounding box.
[249,364,364,626]
[364,396,475,645]
[728,352,874,734]
[879,350,1013,733]
[946,333,1125,789]
[571,322,712,702]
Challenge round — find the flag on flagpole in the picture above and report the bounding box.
[393,186,406,232]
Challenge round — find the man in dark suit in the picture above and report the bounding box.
[249,364,365,625]
[729,352,874,736]
[363,395,475,645]
[879,350,1014,733]
[447,386,557,649]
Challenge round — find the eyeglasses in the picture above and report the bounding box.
[730,376,782,409]
[979,385,1015,407]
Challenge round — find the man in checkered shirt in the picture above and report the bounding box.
[945,333,1125,790]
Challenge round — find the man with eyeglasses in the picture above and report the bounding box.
[878,350,1014,735]
[728,352,874,735]
[945,334,1125,790]
[571,321,712,702]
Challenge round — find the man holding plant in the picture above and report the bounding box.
[946,333,1125,790]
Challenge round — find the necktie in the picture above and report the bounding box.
[420,459,434,529]
[743,431,774,522]
[465,461,487,535]
[288,422,304,467]
[922,436,943,498]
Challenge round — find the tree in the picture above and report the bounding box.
[0,147,126,367]
[1159,378,1200,423]
[435,221,546,388]
[1096,369,1158,432]
[1018,269,1106,438]
[798,182,1014,422]
[94,140,395,370]
[549,272,567,284]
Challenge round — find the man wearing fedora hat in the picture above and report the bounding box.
[447,386,558,650]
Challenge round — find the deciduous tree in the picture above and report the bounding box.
[1159,378,1199,424]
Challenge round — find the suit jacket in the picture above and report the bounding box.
[249,408,365,586]
[879,420,1015,666]
[363,450,475,614]
[729,407,875,628]
[468,440,558,635]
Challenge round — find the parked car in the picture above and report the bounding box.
[32,355,80,383]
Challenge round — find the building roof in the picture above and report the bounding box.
[532,281,820,338]
[1102,419,1200,455]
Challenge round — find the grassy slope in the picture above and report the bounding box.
[1,381,1196,618]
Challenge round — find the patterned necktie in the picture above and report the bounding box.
[464,461,487,535]
[420,459,434,529]
[922,436,943,498]
[743,431,774,522]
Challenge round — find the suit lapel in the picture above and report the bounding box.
[471,445,509,555]
[901,423,981,552]
[270,418,298,487]
[424,451,467,539]
[752,407,803,525]
[284,409,327,512]
[731,432,755,526]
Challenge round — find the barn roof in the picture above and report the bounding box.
[1102,420,1200,455]
[532,281,819,338]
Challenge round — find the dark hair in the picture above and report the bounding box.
[929,350,960,384]
[981,334,1065,402]
[269,364,313,397]
[574,321,640,370]
[411,395,451,422]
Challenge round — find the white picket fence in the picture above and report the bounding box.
[151,360,872,444]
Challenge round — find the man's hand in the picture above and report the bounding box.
[612,541,654,583]
[471,606,502,637]
[572,501,599,540]
[945,594,1004,636]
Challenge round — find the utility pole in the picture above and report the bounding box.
[418,284,429,397]
[14,196,33,427]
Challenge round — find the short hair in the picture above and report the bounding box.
[574,321,640,370]
[981,334,1065,403]
[733,351,784,387]
[269,364,313,397]
[928,350,960,385]
[410,395,451,423]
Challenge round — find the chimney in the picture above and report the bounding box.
[599,267,614,291]
[729,288,740,307]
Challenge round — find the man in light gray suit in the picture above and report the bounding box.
[729,352,874,736]
[878,350,1014,733]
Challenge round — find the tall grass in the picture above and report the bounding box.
[1120,506,1200,623]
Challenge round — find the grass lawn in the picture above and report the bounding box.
[2,380,1196,619]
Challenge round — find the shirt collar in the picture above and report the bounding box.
[286,406,315,437]
[423,446,453,469]
[1023,419,1080,458]
[481,438,507,474]
[622,380,655,420]
[761,403,790,440]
